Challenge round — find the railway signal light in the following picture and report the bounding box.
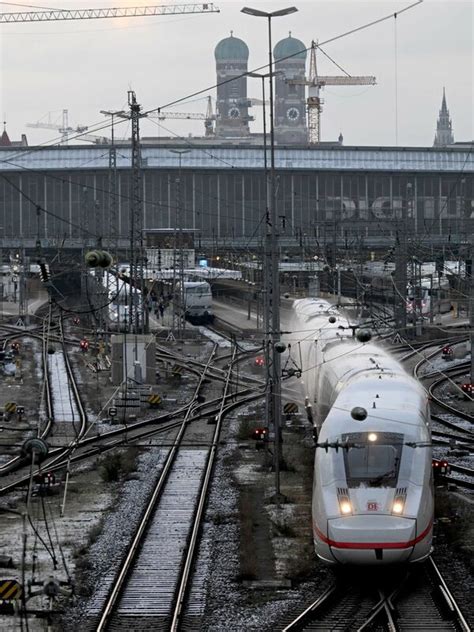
[442,345,453,359]
[80,339,89,352]
[251,427,267,449]
[460,383,473,399]
[432,458,450,479]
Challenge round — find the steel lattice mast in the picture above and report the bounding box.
[0,3,220,23]
[127,91,147,334]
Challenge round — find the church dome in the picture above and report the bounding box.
[215,33,249,61]
[274,34,306,62]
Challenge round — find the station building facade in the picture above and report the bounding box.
[0,143,472,249]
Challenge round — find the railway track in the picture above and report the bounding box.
[280,558,470,631]
[92,344,238,630]
[441,462,474,490]
[0,314,86,475]
[156,342,264,388]
[428,369,473,423]
[0,377,264,495]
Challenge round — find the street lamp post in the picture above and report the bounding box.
[247,70,269,337]
[170,149,191,336]
[242,5,298,505]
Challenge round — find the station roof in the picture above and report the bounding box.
[0,144,472,173]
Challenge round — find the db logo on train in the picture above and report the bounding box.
[367,502,379,511]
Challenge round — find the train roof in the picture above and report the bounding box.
[177,280,211,288]
[321,375,429,439]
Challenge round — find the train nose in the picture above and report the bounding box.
[326,515,418,564]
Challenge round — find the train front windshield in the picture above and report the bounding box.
[186,285,210,296]
[341,432,403,488]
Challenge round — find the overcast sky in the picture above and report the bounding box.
[1,0,472,147]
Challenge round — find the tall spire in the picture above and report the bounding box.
[433,87,454,147]
[441,86,447,113]
[0,120,12,147]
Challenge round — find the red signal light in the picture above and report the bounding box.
[432,458,450,476]
[255,356,265,367]
[251,427,267,441]
[461,383,473,395]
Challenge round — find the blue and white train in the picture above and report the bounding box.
[290,298,434,565]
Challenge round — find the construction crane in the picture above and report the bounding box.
[291,41,376,144]
[27,110,109,145]
[0,3,219,23]
[149,96,216,136]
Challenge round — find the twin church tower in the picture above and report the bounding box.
[215,32,307,144]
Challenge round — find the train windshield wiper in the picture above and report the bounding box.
[368,470,394,485]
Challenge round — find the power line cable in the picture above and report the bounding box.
[0,0,423,164]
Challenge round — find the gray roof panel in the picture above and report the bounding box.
[0,144,472,173]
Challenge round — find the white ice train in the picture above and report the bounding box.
[174,281,214,325]
[290,298,434,565]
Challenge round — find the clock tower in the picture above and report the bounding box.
[274,34,307,145]
[215,33,252,138]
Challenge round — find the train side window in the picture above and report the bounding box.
[317,446,346,486]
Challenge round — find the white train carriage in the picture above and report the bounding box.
[406,276,451,317]
[291,298,434,565]
[175,281,213,324]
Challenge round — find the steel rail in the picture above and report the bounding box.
[59,317,88,440]
[281,584,339,631]
[441,475,474,490]
[432,429,474,444]
[0,320,87,474]
[0,377,263,493]
[0,388,263,496]
[449,463,474,476]
[95,344,219,631]
[0,315,55,474]
[357,588,401,632]
[427,557,471,632]
[429,372,473,423]
[412,337,469,378]
[170,346,237,630]
[431,412,473,436]
[421,360,470,380]
[156,344,265,387]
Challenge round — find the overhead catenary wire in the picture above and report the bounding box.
[0,0,423,165]
[0,2,466,258]
[145,0,424,116]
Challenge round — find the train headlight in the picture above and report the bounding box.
[392,500,404,514]
[339,500,352,515]
[368,433,377,442]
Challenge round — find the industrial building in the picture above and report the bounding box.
[0,143,472,250]
[0,35,472,252]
